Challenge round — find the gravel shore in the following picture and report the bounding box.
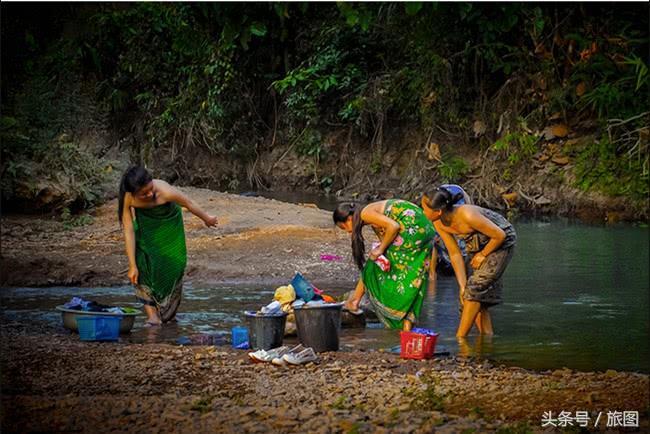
[1,319,648,433]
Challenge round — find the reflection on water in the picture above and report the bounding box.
[1,219,648,373]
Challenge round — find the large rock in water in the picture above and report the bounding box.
[338,291,378,328]
[341,311,366,328]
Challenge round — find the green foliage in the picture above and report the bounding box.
[439,156,470,183]
[61,208,94,230]
[190,396,213,414]
[273,45,363,125]
[86,3,284,161]
[404,3,423,16]
[369,151,383,174]
[337,3,374,31]
[492,131,538,167]
[1,58,109,210]
[346,422,362,434]
[568,26,648,121]
[574,134,649,202]
[625,56,649,91]
[469,406,485,419]
[3,2,648,209]
[338,96,364,123]
[295,129,324,158]
[319,176,333,193]
[575,53,648,120]
[404,374,447,411]
[330,395,349,410]
[1,134,109,209]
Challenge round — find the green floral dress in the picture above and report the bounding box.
[362,199,436,329]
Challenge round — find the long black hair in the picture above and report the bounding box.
[333,202,365,270]
[117,166,152,225]
[424,186,464,212]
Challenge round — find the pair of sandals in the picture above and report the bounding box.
[248,344,317,366]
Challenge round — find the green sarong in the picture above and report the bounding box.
[362,199,435,329]
[134,203,187,303]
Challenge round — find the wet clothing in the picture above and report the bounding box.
[63,297,138,314]
[457,208,516,254]
[460,208,516,307]
[464,246,514,306]
[135,280,183,322]
[362,200,436,329]
[133,202,186,322]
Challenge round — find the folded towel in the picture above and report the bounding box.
[261,300,283,315]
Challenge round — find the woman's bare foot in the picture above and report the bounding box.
[456,336,471,357]
[343,298,360,313]
[143,305,162,326]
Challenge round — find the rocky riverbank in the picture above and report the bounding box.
[1,317,648,433]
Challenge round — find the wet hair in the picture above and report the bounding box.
[333,202,365,270]
[117,166,152,225]
[424,186,464,212]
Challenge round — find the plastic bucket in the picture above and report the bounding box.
[231,326,250,349]
[294,304,342,352]
[76,316,122,342]
[244,311,287,350]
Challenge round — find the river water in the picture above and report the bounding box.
[1,199,648,373]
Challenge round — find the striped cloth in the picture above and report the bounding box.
[134,202,187,301]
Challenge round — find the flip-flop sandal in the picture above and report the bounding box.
[144,321,162,328]
[282,347,318,366]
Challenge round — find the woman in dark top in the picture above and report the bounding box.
[422,186,516,337]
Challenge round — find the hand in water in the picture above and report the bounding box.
[470,253,486,269]
[204,215,218,227]
[368,246,383,261]
[128,265,139,285]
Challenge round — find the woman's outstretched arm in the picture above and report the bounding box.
[158,181,218,227]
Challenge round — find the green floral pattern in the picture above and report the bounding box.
[362,199,435,329]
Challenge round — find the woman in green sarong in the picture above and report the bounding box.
[334,200,436,330]
[118,166,218,326]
